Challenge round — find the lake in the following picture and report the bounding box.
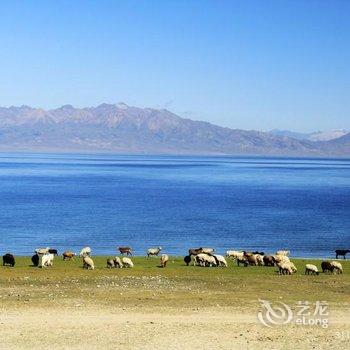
[0,153,349,258]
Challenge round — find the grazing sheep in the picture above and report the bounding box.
[114,257,123,268]
[63,251,76,260]
[121,257,134,268]
[289,261,297,273]
[226,250,241,258]
[160,254,169,268]
[305,264,319,275]
[255,254,264,266]
[193,254,205,267]
[188,248,203,256]
[273,254,290,264]
[276,250,290,256]
[277,261,296,275]
[106,258,115,268]
[147,246,162,257]
[79,247,91,257]
[263,255,275,267]
[83,256,94,270]
[226,251,247,266]
[213,254,228,267]
[331,261,343,274]
[335,249,350,259]
[118,247,132,256]
[35,247,50,255]
[321,261,333,274]
[184,255,192,266]
[194,253,217,267]
[48,249,58,256]
[2,253,15,267]
[236,256,248,267]
[243,252,258,266]
[31,254,39,267]
[40,253,54,268]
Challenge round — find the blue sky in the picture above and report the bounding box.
[0,0,349,132]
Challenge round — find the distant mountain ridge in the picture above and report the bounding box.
[0,103,349,155]
[269,128,348,142]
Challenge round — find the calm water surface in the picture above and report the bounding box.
[0,153,349,258]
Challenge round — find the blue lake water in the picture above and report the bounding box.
[0,153,349,258]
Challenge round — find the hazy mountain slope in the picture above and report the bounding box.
[322,132,350,152]
[0,103,348,155]
[269,129,309,140]
[307,129,348,141]
[270,128,348,142]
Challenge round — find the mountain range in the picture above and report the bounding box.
[0,103,349,156]
[269,129,348,142]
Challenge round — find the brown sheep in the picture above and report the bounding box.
[63,251,76,260]
[321,261,333,274]
[188,248,203,256]
[243,252,258,266]
[263,255,275,267]
[118,247,133,256]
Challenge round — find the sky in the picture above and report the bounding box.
[0,0,349,132]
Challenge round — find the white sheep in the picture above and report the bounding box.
[277,261,297,275]
[331,261,343,274]
[40,253,54,268]
[305,264,319,275]
[289,261,297,273]
[83,256,94,270]
[106,258,115,268]
[35,247,50,255]
[114,256,123,268]
[255,254,264,266]
[122,257,134,268]
[195,253,217,267]
[226,250,242,259]
[147,246,162,257]
[273,254,290,264]
[226,251,247,266]
[213,254,228,267]
[160,254,169,268]
[80,247,91,257]
[201,248,215,254]
[276,250,290,256]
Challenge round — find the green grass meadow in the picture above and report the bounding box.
[1,256,349,310]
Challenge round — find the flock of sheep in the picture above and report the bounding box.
[184,248,344,275]
[1,246,169,270]
[1,246,346,275]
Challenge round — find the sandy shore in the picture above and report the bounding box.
[1,306,349,349]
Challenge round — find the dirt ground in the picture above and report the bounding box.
[0,306,349,350]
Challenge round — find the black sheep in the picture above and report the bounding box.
[252,251,264,256]
[321,261,333,274]
[335,249,350,259]
[31,254,39,267]
[48,249,58,256]
[3,253,15,267]
[184,255,192,266]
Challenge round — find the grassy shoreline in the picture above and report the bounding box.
[1,256,349,310]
